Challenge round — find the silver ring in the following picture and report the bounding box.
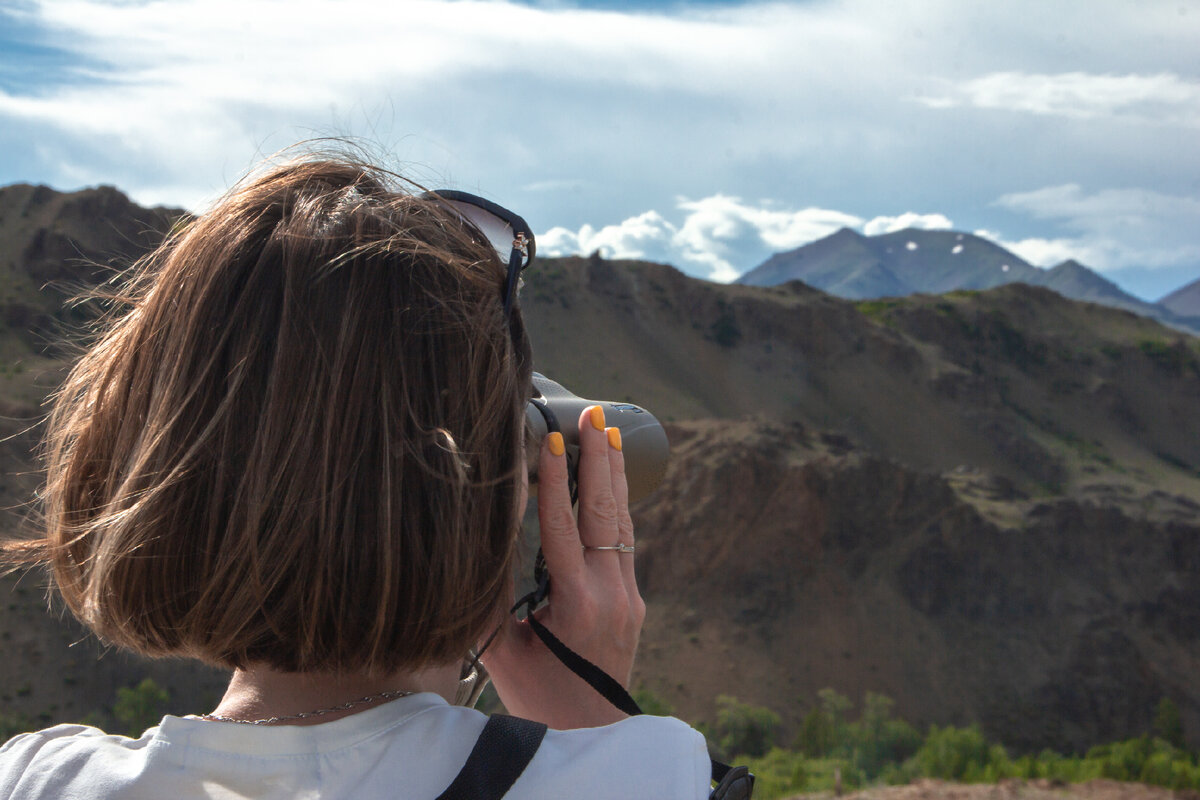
[582,543,635,553]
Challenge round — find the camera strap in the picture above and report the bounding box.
[511,580,754,799]
[511,399,754,798]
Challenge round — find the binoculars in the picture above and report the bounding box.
[524,373,669,502]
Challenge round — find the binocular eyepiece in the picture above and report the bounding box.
[524,373,669,502]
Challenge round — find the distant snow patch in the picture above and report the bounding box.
[952,244,964,254]
[906,241,918,251]
[1001,264,1010,272]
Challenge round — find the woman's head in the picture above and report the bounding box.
[16,155,533,674]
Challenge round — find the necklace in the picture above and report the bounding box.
[199,689,416,725]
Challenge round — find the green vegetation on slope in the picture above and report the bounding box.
[667,690,1200,799]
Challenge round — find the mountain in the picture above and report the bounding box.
[524,256,1200,500]
[1041,259,1146,309]
[733,227,910,299]
[0,183,184,365]
[1161,276,1200,317]
[0,187,1198,752]
[510,255,1200,751]
[738,228,1043,296]
[738,228,1200,334]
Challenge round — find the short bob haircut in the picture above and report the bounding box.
[3,156,533,675]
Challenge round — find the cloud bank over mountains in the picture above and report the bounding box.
[541,196,864,282]
[540,184,1199,284]
[0,0,1197,298]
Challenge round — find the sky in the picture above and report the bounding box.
[0,0,1197,300]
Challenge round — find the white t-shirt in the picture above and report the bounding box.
[0,693,711,799]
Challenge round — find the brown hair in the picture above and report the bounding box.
[3,155,532,674]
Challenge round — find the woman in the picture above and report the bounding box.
[0,155,711,798]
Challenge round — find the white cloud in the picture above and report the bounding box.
[544,183,1200,284]
[916,71,1200,126]
[862,212,954,236]
[539,209,680,266]
[972,230,1102,268]
[996,184,1200,228]
[991,185,1200,270]
[539,195,861,282]
[2,0,1198,300]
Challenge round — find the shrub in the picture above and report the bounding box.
[709,309,742,348]
[632,686,674,717]
[711,695,781,759]
[113,678,169,737]
[0,711,34,740]
[1153,698,1185,749]
[738,747,807,798]
[913,724,991,781]
[1095,736,1152,782]
[849,693,922,778]
[795,707,836,756]
[1139,751,1197,790]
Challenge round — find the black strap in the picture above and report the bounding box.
[514,589,748,795]
[508,398,752,796]
[436,714,548,800]
[527,614,641,716]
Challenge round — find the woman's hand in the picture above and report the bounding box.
[483,405,646,729]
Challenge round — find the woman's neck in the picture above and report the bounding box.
[209,662,462,725]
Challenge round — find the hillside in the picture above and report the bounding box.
[519,255,1200,750]
[0,183,183,359]
[736,228,1200,334]
[0,187,1198,755]
[631,417,1198,753]
[523,255,1200,508]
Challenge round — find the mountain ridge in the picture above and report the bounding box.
[737,227,1200,334]
[1161,276,1200,317]
[0,184,1197,751]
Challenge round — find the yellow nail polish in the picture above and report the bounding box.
[606,427,622,451]
[589,405,606,431]
[547,432,565,457]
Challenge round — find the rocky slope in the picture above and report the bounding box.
[521,255,1200,508]
[0,186,1197,753]
[630,419,1199,754]
[0,183,182,360]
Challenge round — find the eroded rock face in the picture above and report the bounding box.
[0,183,183,355]
[0,186,1196,752]
[632,419,1200,753]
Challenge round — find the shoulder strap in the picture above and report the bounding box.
[435,714,548,800]
[524,611,752,797]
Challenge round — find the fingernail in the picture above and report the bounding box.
[589,405,606,431]
[606,427,622,451]
[547,432,565,457]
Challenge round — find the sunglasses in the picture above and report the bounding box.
[425,190,536,316]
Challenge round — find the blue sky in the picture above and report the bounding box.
[1,0,1198,299]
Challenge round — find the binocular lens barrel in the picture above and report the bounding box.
[525,373,669,502]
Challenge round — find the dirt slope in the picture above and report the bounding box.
[0,187,1197,754]
[520,256,1200,510]
[630,419,1200,753]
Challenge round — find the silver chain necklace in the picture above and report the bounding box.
[199,689,416,725]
